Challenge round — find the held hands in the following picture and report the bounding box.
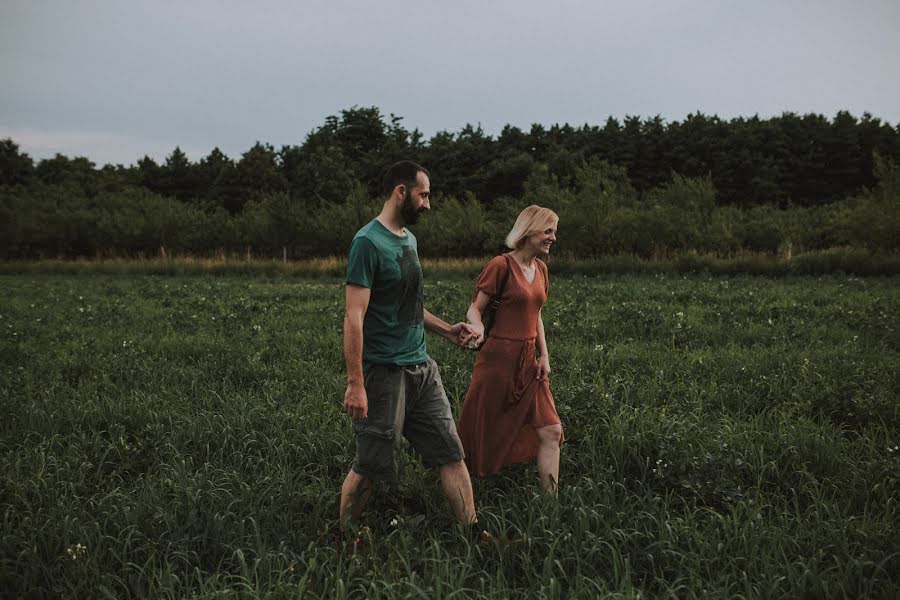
[537,355,551,381]
[447,322,478,348]
[460,321,485,349]
[343,382,368,419]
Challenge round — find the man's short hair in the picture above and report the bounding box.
[382,161,429,198]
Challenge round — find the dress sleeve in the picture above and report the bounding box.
[472,255,508,302]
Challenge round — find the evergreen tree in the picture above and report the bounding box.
[0,139,34,186]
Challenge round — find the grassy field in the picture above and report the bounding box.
[1,270,898,598]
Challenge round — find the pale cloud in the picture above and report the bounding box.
[2,0,899,166]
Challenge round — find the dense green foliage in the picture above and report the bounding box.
[1,108,899,259]
[1,272,897,598]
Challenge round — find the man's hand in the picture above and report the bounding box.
[537,355,551,381]
[447,322,477,347]
[344,382,368,419]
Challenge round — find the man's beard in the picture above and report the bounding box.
[401,190,424,225]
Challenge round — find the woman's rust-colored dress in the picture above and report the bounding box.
[457,254,564,478]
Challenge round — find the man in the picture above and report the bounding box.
[340,160,489,542]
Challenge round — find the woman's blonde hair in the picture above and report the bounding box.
[504,205,559,250]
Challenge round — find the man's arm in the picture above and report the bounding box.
[343,284,371,419]
[424,308,476,347]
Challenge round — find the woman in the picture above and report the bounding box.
[456,205,564,492]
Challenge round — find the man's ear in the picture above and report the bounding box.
[395,184,405,198]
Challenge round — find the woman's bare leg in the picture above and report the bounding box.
[535,424,563,493]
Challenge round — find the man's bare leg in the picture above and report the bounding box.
[438,459,476,525]
[339,469,373,530]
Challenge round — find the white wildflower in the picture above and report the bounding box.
[66,543,87,560]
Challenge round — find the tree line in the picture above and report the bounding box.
[1,107,898,259]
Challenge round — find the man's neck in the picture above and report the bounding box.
[376,204,406,236]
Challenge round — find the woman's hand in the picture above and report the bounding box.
[537,355,551,380]
[465,294,491,348]
[463,322,486,348]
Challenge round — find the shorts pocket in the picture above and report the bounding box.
[353,425,398,481]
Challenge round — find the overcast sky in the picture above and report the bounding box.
[2,0,899,166]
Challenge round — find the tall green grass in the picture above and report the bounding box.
[1,273,897,598]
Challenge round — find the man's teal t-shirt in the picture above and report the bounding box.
[346,219,429,369]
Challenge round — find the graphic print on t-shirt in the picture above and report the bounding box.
[395,245,424,325]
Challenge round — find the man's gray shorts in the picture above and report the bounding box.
[351,359,464,482]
